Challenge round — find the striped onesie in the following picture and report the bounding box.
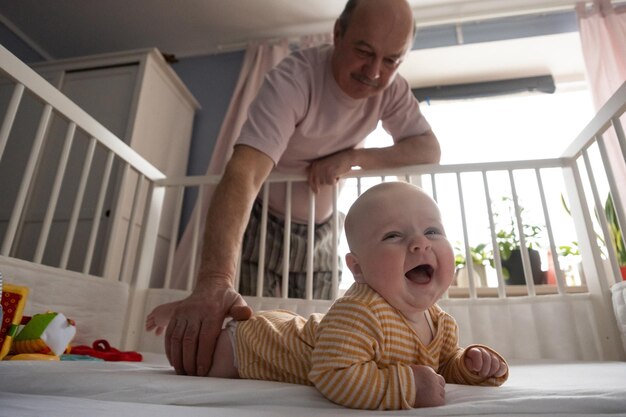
[235,283,508,410]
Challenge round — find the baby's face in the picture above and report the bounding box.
[346,184,455,321]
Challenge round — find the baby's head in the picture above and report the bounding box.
[344,182,455,317]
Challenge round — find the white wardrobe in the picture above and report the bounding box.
[0,48,199,284]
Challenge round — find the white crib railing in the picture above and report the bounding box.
[157,83,626,301]
[144,81,626,359]
[0,43,166,295]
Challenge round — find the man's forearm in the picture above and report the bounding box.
[195,146,274,292]
[350,131,440,170]
[196,177,253,290]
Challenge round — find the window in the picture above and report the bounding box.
[338,86,595,290]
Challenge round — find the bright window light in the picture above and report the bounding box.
[338,87,595,290]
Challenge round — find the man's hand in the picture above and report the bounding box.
[165,283,252,376]
[410,364,446,408]
[307,150,355,193]
[464,347,508,378]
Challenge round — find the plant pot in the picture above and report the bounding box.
[501,248,545,285]
[455,264,488,287]
[621,266,626,281]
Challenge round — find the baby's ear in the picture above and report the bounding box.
[345,253,364,283]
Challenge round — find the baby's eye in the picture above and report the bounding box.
[425,228,444,237]
[383,232,402,241]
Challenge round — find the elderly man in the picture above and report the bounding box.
[151,0,440,376]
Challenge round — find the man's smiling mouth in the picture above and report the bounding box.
[405,264,434,284]
[352,73,379,88]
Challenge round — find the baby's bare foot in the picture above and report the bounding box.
[145,301,180,335]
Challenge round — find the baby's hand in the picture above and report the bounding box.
[464,347,508,378]
[410,364,446,408]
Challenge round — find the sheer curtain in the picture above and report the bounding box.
[576,0,626,108]
[576,0,626,215]
[170,34,332,290]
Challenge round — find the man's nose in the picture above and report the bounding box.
[363,57,382,80]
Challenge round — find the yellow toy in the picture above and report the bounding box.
[9,353,60,361]
[0,283,29,360]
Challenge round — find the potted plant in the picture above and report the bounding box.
[562,192,626,281]
[605,194,626,280]
[454,243,491,287]
[492,196,546,285]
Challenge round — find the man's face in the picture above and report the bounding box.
[331,2,413,100]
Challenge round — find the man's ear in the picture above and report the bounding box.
[345,253,364,283]
[333,19,341,43]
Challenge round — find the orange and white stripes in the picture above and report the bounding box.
[235,283,507,410]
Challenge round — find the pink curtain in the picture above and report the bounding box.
[576,0,626,210]
[576,0,626,107]
[169,40,291,290]
[169,34,332,290]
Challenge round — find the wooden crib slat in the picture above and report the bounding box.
[83,149,115,274]
[163,185,184,289]
[0,83,24,161]
[431,174,451,300]
[34,122,76,264]
[456,172,477,299]
[122,182,165,349]
[565,157,607,287]
[430,173,437,203]
[187,185,205,292]
[255,184,270,297]
[596,128,626,286]
[305,188,315,301]
[60,137,97,269]
[534,168,567,294]
[119,173,145,284]
[1,103,52,257]
[331,184,339,300]
[482,171,507,298]
[611,115,626,162]
[281,182,292,299]
[584,144,622,287]
[508,169,536,297]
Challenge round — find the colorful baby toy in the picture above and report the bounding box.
[11,312,76,357]
[1,280,76,360]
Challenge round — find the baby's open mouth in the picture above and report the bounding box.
[405,264,434,284]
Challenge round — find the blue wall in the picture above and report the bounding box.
[170,51,244,176]
[169,52,245,231]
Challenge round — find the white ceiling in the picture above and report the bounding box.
[0,0,592,88]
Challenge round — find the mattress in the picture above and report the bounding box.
[0,355,625,416]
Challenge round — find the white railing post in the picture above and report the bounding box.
[306,188,315,300]
[0,83,24,161]
[122,182,165,350]
[281,182,292,298]
[1,104,52,257]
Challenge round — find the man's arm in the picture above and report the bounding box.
[165,145,274,376]
[307,130,440,192]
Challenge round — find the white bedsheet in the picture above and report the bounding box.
[0,355,625,417]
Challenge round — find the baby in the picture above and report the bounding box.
[147,182,508,410]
